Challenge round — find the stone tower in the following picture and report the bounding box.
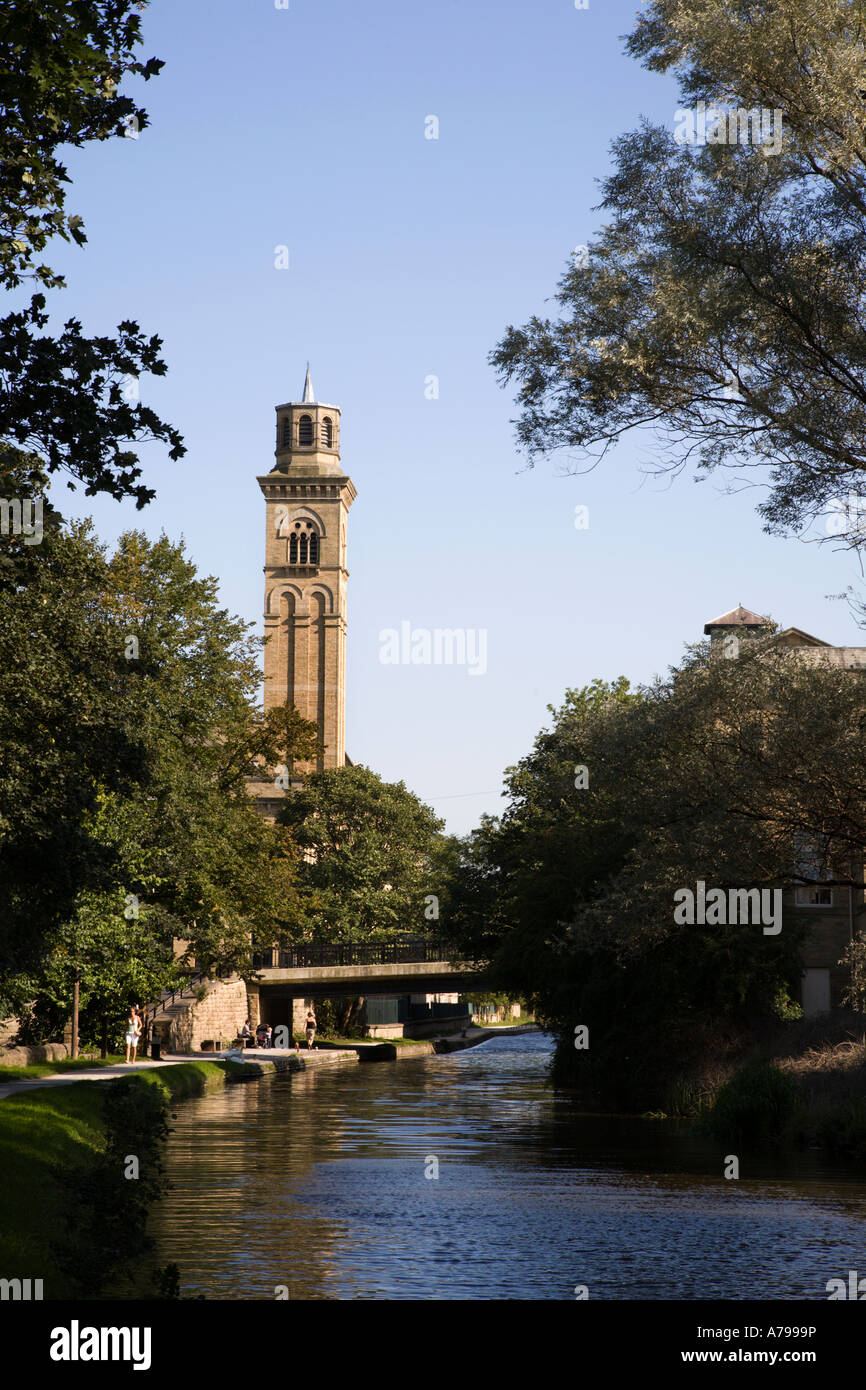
[257,367,356,772]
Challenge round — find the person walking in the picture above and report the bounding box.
[305,1008,317,1050]
[124,1005,142,1064]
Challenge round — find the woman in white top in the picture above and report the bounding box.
[124,1006,142,1064]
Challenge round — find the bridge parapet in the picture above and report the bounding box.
[251,938,452,972]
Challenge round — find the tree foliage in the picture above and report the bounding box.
[0,518,318,1040]
[278,764,450,941]
[52,1075,171,1297]
[0,0,161,293]
[446,645,866,1108]
[491,0,866,543]
[0,1,183,506]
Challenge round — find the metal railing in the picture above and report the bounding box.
[251,938,450,971]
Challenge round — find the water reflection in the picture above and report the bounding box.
[151,1033,866,1300]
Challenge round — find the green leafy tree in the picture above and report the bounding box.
[0,523,319,1038]
[491,0,866,544]
[16,890,177,1053]
[278,764,448,942]
[99,533,320,983]
[447,645,866,1109]
[0,502,145,1004]
[0,1,183,506]
[0,0,161,293]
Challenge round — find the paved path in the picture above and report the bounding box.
[0,1048,362,1101]
[0,1031,537,1101]
[0,1057,195,1101]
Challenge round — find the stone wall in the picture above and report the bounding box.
[153,976,250,1053]
[0,1042,84,1067]
[0,1016,19,1049]
[0,1014,91,1067]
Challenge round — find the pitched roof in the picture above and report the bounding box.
[703,604,769,634]
[772,627,831,649]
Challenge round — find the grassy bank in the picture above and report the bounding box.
[0,1060,243,1298]
[474,1017,536,1027]
[667,1014,866,1161]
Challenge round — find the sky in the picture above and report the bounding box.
[40,0,866,834]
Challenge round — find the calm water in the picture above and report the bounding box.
[151,1032,866,1300]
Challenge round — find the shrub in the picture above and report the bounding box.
[707,1061,799,1144]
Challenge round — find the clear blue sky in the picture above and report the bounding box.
[44,0,866,834]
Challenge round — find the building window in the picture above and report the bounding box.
[289,521,319,566]
[793,833,833,906]
[794,885,833,907]
[281,417,291,447]
[298,414,314,446]
[322,416,333,447]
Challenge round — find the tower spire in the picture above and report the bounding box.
[302,362,315,403]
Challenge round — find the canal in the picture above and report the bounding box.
[151,1031,866,1299]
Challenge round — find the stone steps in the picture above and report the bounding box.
[152,976,249,1053]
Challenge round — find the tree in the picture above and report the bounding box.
[275,764,450,1033]
[0,523,319,1041]
[446,643,866,1109]
[491,0,866,545]
[0,503,146,1005]
[278,764,448,941]
[0,1,183,507]
[0,0,161,294]
[15,889,177,1054]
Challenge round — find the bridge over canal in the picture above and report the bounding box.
[251,938,481,997]
[147,941,490,1049]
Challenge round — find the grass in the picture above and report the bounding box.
[689,1013,866,1159]
[705,1060,800,1143]
[0,1060,239,1297]
[773,1029,866,1159]
[475,1018,536,1028]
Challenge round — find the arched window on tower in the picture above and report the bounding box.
[289,520,319,566]
[298,414,314,446]
[281,417,291,447]
[322,416,333,447]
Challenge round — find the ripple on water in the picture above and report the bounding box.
[151,1034,866,1300]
